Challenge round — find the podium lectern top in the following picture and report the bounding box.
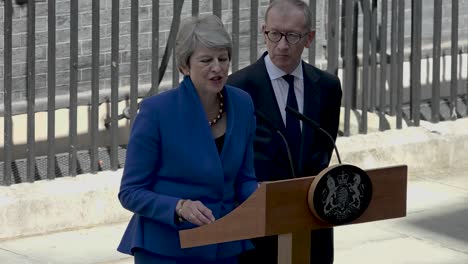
[179,165,407,248]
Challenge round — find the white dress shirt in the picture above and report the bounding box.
[264,55,304,128]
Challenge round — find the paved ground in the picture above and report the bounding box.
[1,167,467,264]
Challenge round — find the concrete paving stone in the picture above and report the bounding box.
[373,205,468,255]
[95,258,133,264]
[335,236,468,264]
[0,248,41,264]
[405,179,468,213]
[0,223,131,264]
[334,171,468,263]
[418,167,468,190]
[334,222,406,251]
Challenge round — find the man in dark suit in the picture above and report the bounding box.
[227,0,342,263]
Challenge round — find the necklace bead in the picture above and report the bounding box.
[208,92,224,126]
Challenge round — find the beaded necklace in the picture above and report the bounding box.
[208,92,224,127]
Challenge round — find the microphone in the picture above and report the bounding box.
[255,110,296,178]
[285,106,342,164]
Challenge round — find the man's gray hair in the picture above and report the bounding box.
[265,0,313,31]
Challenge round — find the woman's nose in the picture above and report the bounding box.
[211,60,222,71]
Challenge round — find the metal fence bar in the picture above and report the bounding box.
[159,1,183,88]
[308,0,316,65]
[130,0,139,126]
[90,0,100,173]
[389,0,398,115]
[450,0,459,120]
[352,3,358,110]
[327,0,339,74]
[47,0,57,179]
[343,0,355,137]
[379,0,388,131]
[396,0,405,129]
[26,0,36,182]
[432,0,442,123]
[250,0,259,63]
[149,0,160,96]
[172,2,180,87]
[110,0,120,170]
[3,0,13,186]
[192,0,199,16]
[361,0,371,134]
[410,0,422,126]
[232,0,240,72]
[213,0,221,18]
[69,0,79,176]
[369,0,377,111]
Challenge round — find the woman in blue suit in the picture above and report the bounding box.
[117,15,258,263]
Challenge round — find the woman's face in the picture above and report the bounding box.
[182,46,230,96]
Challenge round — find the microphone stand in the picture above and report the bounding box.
[255,111,296,178]
[285,106,342,164]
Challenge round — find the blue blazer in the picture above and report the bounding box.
[117,76,258,261]
[227,52,342,181]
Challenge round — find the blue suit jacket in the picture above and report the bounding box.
[227,52,342,181]
[117,76,258,261]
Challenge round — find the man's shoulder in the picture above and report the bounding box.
[303,62,341,87]
[228,56,266,84]
[229,62,263,79]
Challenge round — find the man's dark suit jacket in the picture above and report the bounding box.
[227,52,342,264]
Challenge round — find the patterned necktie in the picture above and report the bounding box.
[282,74,301,172]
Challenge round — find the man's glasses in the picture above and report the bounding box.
[264,30,309,44]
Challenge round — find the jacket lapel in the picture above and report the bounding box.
[179,76,223,165]
[298,62,321,175]
[253,53,286,132]
[219,87,234,160]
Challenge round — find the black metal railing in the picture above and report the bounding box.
[1,0,467,185]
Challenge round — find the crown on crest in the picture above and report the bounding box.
[337,171,349,185]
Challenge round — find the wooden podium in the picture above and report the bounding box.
[179,165,407,263]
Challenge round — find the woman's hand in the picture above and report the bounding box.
[176,199,215,226]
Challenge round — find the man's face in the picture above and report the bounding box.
[263,6,315,73]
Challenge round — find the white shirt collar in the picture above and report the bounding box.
[264,54,304,81]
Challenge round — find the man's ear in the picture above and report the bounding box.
[261,24,267,44]
[304,30,316,48]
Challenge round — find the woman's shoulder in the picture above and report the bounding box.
[225,85,253,104]
[225,85,255,118]
[139,88,179,110]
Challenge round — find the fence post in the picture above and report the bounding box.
[450,0,459,120]
[410,0,422,126]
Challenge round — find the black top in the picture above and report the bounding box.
[214,134,225,154]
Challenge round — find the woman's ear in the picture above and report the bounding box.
[179,66,190,76]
